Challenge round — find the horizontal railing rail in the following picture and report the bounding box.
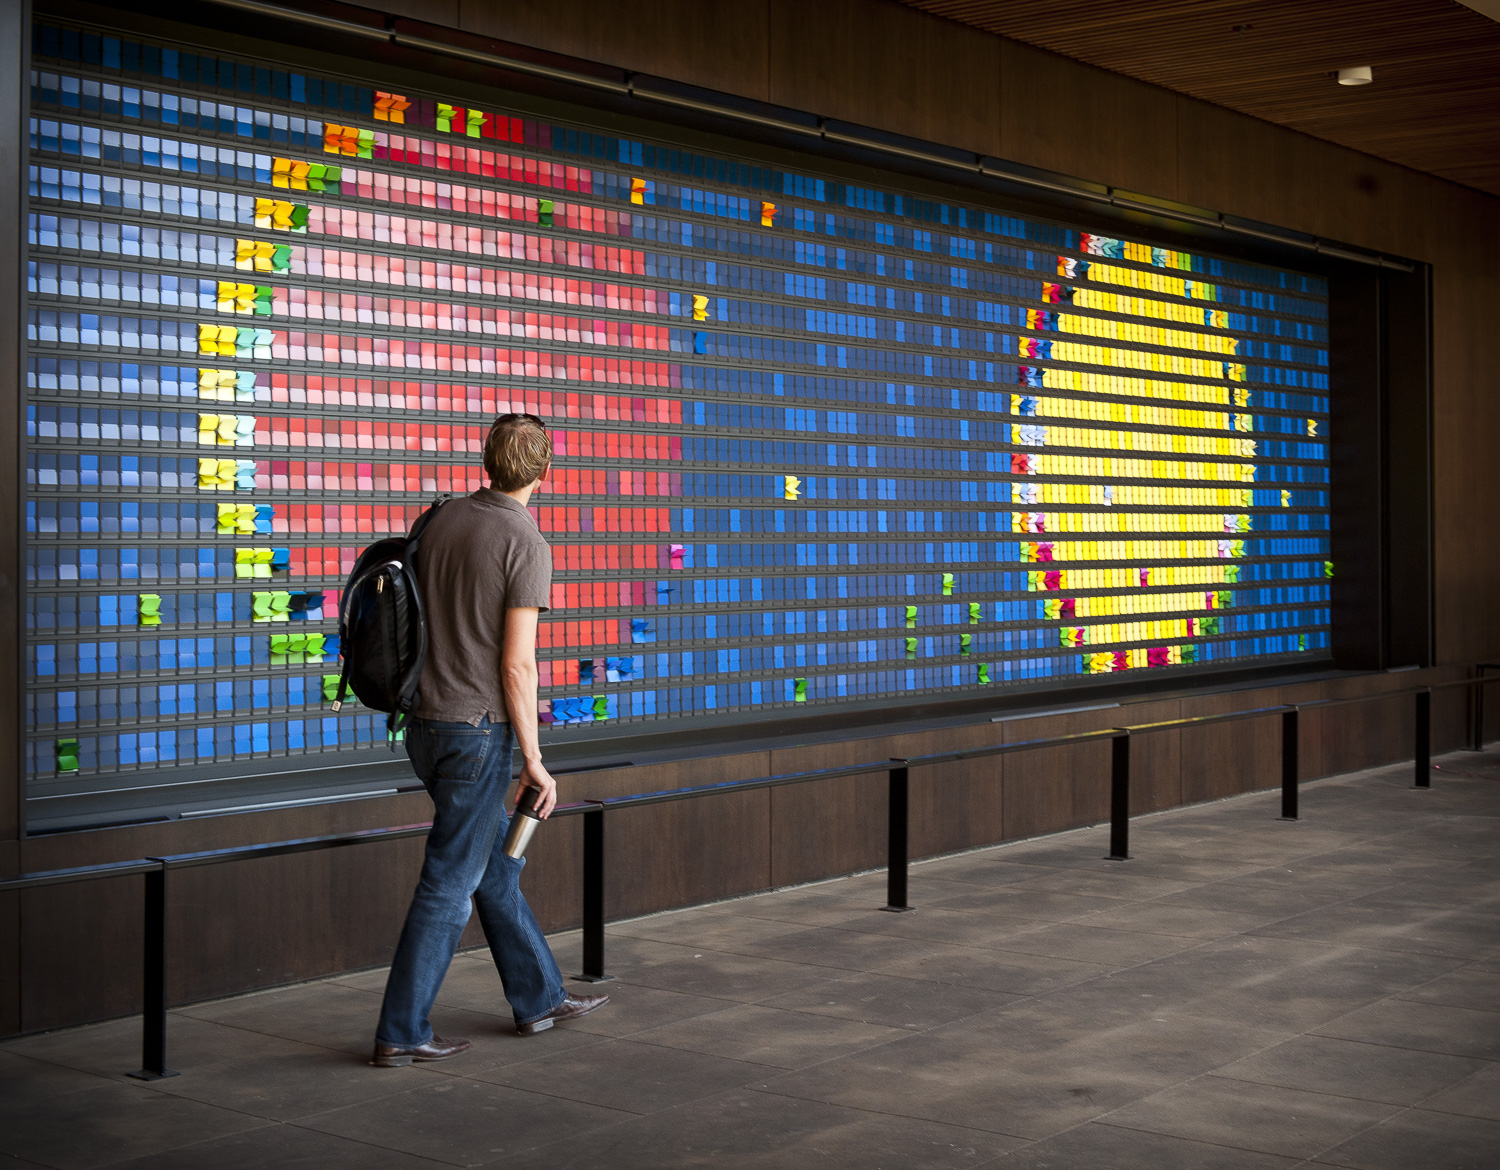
[3,668,1498,1078]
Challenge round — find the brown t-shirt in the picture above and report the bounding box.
[413,489,552,724]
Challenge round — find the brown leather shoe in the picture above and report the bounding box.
[517,992,610,1036]
[370,1034,472,1067]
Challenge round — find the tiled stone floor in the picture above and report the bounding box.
[4,751,1498,1168]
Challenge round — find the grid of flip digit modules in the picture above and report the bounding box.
[25,20,1332,801]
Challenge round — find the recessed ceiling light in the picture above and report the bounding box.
[1337,66,1373,86]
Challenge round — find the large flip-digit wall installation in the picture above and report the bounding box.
[23,20,1332,823]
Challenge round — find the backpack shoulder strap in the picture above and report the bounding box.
[404,494,448,567]
[390,495,447,723]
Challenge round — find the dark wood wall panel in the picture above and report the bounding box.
[19,791,435,873]
[766,0,1001,155]
[0,891,17,1036]
[1317,676,1421,777]
[168,840,424,1004]
[998,37,1180,199]
[906,721,1013,858]
[1179,687,1286,804]
[1430,191,1500,665]
[457,0,773,105]
[604,789,772,919]
[20,875,142,1032]
[999,699,1177,839]
[556,753,773,920]
[767,739,893,887]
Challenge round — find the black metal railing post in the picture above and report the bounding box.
[1106,732,1131,860]
[1471,668,1488,752]
[128,861,176,1080]
[884,760,912,911]
[1414,688,1432,789]
[1280,706,1300,820]
[574,804,613,983]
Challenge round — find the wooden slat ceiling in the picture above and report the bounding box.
[898,0,1500,196]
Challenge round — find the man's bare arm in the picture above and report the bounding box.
[501,606,557,818]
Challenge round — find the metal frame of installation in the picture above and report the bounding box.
[21,17,1333,828]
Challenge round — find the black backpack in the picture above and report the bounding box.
[331,496,447,738]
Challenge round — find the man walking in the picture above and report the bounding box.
[373,413,609,1067]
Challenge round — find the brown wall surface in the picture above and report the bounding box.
[5,0,1498,1037]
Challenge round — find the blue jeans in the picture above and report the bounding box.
[376,717,566,1046]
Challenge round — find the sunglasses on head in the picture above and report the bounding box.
[494,412,544,427]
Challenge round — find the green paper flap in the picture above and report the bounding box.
[56,738,80,772]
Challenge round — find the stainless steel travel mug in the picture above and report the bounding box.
[502,784,543,859]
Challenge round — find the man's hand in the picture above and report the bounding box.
[517,757,558,819]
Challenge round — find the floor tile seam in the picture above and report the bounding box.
[73,1120,288,1170]
[0,1047,233,1098]
[605,914,1050,948]
[611,920,1153,967]
[421,1031,615,1074]
[88,1121,470,1170]
[1299,1099,1420,1164]
[463,1112,661,1169]
[1244,928,1486,962]
[1221,886,1492,938]
[1074,1026,1387,1135]
[743,1081,1038,1141]
[1092,1104,1392,1164]
[1174,879,1412,921]
[607,994,931,1039]
[615,1017,917,1071]
[736,994,1041,1059]
[1091,1116,1359,1163]
[434,1054,772,1120]
[701,903,1127,938]
[864,942,1122,990]
[1390,992,1500,1015]
[161,1005,477,1059]
[602,940,907,977]
[152,1068,470,1127]
[276,1116,494,1169]
[735,1084,1031,1142]
[609,930,1032,972]
[1200,1068,1472,1110]
[1408,1096,1500,1121]
[0,1047,132,1092]
[566,975,821,1011]
[1405,1056,1500,1110]
[1086,1119,1331,1164]
[923,934,1203,966]
[1304,1006,1500,1060]
[1002,930,1236,1003]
